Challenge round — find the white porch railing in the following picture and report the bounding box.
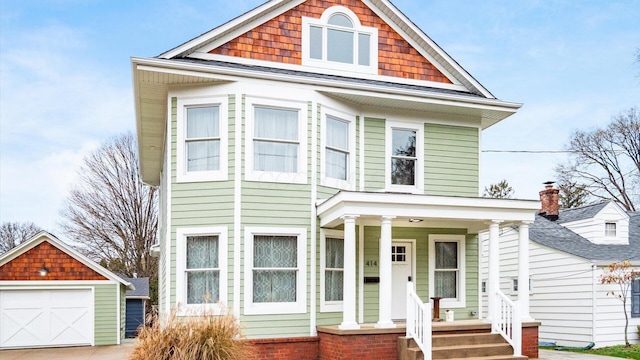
[493,290,522,357]
[406,282,432,360]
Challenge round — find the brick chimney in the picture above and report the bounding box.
[539,181,559,221]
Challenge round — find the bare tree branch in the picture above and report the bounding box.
[556,107,640,211]
[0,222,43,254]
[60,133,158,301]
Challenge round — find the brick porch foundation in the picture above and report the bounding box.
[243,321,539,360]
[245,336,319,360]
[317,324,405,360]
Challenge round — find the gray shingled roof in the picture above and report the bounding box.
[124,277,150,298]
[555,202,608,224]
[530,204,640,262]
[168,57,485,98]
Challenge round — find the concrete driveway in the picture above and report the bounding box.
[0,340,136,360]
[0,344,627,360]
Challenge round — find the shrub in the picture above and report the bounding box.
[129,308,252,360]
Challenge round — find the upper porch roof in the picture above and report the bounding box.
[316,191,540,233]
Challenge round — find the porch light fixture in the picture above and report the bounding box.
[38,262,49,276]
[409,218,423,223]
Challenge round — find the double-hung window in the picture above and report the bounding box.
[326,117,349,180]
[321,109,355,189]
[386,121,423,193]
[321,230,344,312]
[429,234,465,308]
[605,222,617,237]
[176,227,227,314]
[176,96,228,182]
[246,98,307,184]
[302,6,378,74]
[244,227,307,314]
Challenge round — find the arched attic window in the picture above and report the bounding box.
[302,6,378,74]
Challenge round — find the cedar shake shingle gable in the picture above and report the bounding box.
[0,241,107,281]
[208,0,452,83]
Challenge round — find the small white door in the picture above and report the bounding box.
[391,241,413,320]
[0,289,93,348]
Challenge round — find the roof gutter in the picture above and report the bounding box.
[131,57,522,112]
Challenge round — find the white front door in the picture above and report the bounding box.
[391,241,413,320]
[0,289,93,348]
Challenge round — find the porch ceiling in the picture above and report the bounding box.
[316,191,540,233]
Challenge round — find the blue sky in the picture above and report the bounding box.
[1,0,639,234]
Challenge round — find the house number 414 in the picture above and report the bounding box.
[365,260,378,267]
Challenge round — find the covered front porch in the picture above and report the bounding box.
[316,191,540,359]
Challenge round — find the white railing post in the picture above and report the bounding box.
[493,290,522,357]
[406,281,414,337]
[513,300,522,357]
[406,281,432,360]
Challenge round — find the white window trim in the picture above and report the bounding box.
[301,6,378,74]
[176,96,228,183]
[244,97,308,184]
[428,234,466,308]
[176,227,228,315]
[385,120,424,194]
[244,227,307,315]
[320,229,344,312]
[320,107,356,190]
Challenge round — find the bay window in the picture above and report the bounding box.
[245,98,307,184]
[176,227,228,314]
[244,227,307,314]
[176,96,228,183]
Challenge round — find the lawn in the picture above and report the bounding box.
[541,345,640,360]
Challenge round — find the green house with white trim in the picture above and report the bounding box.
[133,0,541,358]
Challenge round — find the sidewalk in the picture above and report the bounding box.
[0,340,136,360]
[539,349,628,359]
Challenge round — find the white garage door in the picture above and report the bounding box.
[0,289,93,348]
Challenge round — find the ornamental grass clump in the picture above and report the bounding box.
[129,309,252,360]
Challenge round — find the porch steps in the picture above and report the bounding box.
[399,333,527,360]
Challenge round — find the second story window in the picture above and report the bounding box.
[391,128,417,186]
[325,116,349,181]
[176,95,228,183]
[186,106,220,172]
[385,121,423,193]
[253,107,299,173]
[245,97,307,184]
[302,6,378,74]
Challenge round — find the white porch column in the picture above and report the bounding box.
[376,215,396,328]
[519,221,532,321]
[340,215,360,330]
[487,220,502,323]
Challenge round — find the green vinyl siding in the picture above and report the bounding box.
[169,94,237,309]
[363,117,385,191]
[94,283,121,345]
[424,123,479,196]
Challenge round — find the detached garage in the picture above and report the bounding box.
[0,231,132,349]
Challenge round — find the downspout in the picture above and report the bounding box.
[310,100,318,336]
[591,263,597,344]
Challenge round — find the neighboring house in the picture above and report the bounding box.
[482,185,640,348]
[123,276,150,338]
[132,0,541,358]
[0,231,132,348]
